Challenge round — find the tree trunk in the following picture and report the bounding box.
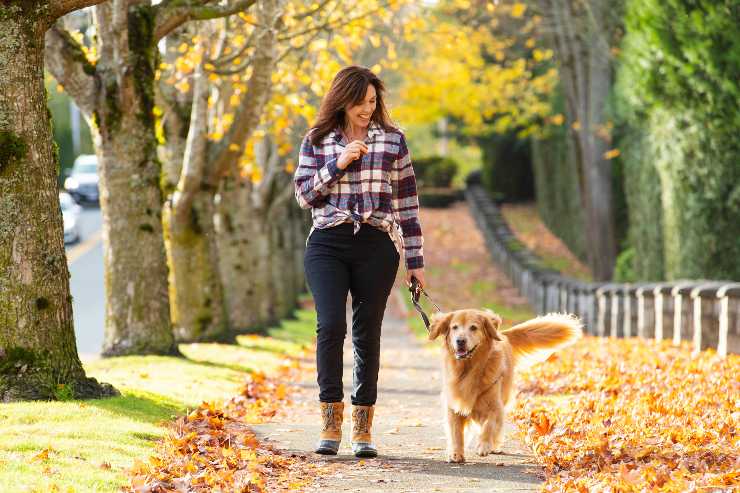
[163,189,229,341]
[270,201,306,321]
[0,12,115,400]
[92,102,178,356]
[213,176,271,332]
[252,133,305,325]
[293,204,311,298]
[578,0,616,281]
[269,206,290,321]
[92,5,178,356]
[284,203,303,311]
[204,0,282,332]
[160,28,229,342]
[541,0,618,281]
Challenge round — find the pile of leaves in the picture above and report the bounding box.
[127,359,317,492]
[512,336,739,492]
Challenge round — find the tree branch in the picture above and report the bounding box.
[276,0,393,42]
[210,52,255,75]
[275,22,325,64]
[209,29,256,67]
[49,0,107,20]
[292,0,332,21]
[44,23,99,117]
[154,0,258,41]
[208,0,279,182]
[173,37,210,226]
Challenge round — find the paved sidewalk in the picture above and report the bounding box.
[251,287,543,492]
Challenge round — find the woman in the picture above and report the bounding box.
[293,65,426,458]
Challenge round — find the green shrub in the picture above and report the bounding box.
[529,85,589,264]
[418,189,461,208]
[614,125,665,280]
[477,130,534,202]
[413,155,459,188]
[613,247,636,283]
[615,0,740,280]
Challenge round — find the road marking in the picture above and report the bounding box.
[66,230,103,265]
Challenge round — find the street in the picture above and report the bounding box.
[64,205,104,358]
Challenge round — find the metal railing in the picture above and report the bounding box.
[464,175,740,357]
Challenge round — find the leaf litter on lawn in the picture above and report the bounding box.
[125,356,321,492]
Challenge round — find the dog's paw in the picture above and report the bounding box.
[476,442,493,456]
[490,443,504,454]
[447,451,465,463]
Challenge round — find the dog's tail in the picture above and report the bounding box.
[501,312,583,369]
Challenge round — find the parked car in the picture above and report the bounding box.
[60,191,82,244]
[64,154,99,204]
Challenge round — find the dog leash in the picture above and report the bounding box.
[408,276,443,332]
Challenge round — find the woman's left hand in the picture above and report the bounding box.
[405,268,426,290]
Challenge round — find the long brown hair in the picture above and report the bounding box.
[308,65,396,146]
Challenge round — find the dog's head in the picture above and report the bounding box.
[428,308,503,360]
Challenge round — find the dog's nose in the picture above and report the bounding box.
[455,339,466,349]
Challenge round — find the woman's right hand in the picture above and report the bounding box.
[337,140,368,170]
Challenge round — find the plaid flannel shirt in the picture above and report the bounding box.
[294,121,424,270]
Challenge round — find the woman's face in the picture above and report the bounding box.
[344,83,377,129]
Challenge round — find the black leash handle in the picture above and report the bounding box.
[408,276,443,332]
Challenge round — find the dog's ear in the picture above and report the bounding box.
[481,309,503,341]
[429,311,453,341]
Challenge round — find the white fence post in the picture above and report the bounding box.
[714,284,740,358]
[597,286,606,337]
[653,285,664,342]
[671,283,693,347]
[691,285,703,356]
[623,285,632,338]
[636,286,647,338]
[610,288,619,338]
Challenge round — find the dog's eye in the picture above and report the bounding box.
[451,325,458,331]
[470,325,478,331]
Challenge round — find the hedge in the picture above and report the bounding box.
[614,0,740,280]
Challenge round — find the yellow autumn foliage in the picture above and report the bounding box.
[393,0,558,138]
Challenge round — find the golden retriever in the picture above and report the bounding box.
[428,308,582,463]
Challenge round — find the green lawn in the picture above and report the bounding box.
[0,298,317,493]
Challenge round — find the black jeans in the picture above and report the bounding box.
[304,221,400,406]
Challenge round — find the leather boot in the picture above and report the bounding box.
[351,404,377,458]
[315,401,344,455]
